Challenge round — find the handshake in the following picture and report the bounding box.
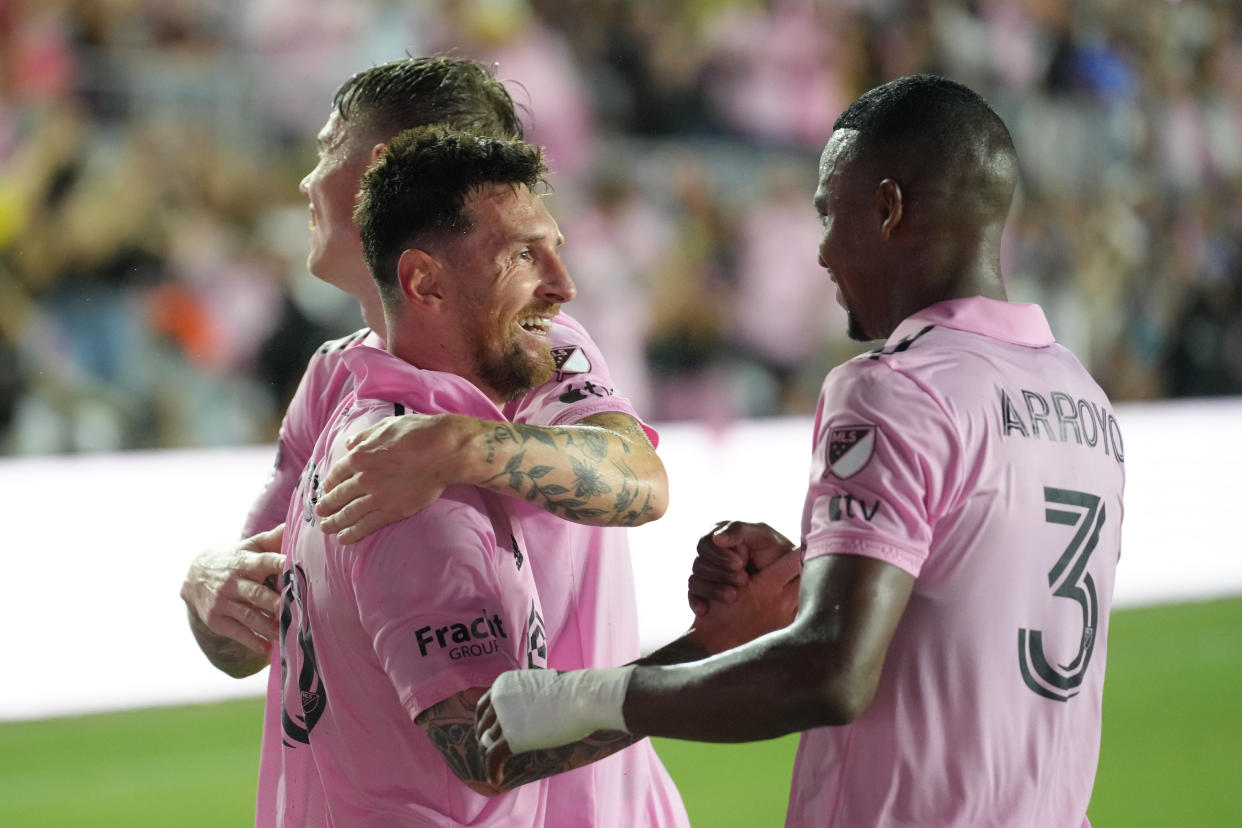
[472,521,802,785]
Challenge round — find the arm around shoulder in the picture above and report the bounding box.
[317,409,668,542]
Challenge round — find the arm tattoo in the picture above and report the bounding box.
[479,423,656,526]
[187,607,268,678]
[419,693,490,784]
[418,690,639,792]
[494,730,640,789]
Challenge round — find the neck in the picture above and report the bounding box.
[382,308,506,407]
[359,295,387,342]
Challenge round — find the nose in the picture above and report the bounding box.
[538,254,576,305]
[299,170,312,196]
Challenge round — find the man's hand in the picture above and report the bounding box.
[475,666,634,786]
[474,684,517,787]
[316,413,466,544]
[688,544,801,654]
[181,525,285,659]
[687,521,797,617]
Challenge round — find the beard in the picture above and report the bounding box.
[473,329,555,403]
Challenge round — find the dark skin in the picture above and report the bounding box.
[481,124,1020,758]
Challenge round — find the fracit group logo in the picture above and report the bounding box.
[826,424,877,479]
[550,346,591,381]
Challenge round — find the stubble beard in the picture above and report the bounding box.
[475,332,555,403]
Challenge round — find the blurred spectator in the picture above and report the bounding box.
[1,0,1240,455]
[728,158,847,415]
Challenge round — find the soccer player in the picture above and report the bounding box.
[178,58,685,826]
[275,124,637,824]
[477,75,1126,828]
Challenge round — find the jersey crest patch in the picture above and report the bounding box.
[551,346,591,381]
[826,425,877,479]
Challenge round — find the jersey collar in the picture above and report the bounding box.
[890,297,1055,348]
[342,345,506,420]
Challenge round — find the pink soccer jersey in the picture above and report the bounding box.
[252,314,687,827]
[273,345,551,826]
[502,314,687,828]
[790,298,1123,828]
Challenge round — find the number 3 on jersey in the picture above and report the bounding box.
[1018,487,1104,702]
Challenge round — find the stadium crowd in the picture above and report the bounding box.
[1,0,1240,454]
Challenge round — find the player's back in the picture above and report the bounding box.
[792,298,1122,827]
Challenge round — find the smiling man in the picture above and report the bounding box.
[271,126,657,826]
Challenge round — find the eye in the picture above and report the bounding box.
[518,248,534,262]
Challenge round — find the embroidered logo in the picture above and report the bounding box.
[826,425,877,479]
[551,346,592,381]
[558,380,614,404]
[526,602,547,667]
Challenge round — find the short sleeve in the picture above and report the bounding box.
[800,361,964,577]
[241,332,369,537]
[505,313,658,446]
[350,495,526,717]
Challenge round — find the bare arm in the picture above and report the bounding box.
[623,554,914,742]
[316,411,668,543]
[180,525,285,678]
[417,686,640,797]
[477,554,913,762]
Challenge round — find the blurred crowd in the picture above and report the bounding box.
[1,0,1240,454]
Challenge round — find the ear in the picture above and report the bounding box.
[396,248,445,307]
[876,178,904,240]
[370,142,387,163]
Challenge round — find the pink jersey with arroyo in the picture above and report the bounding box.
[790,298,1123,828]
[275,345,549,826]
[252,315,687,827]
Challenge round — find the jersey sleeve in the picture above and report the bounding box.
[240,332,367,537]
[800,361,965,576]
[350,494,527,718]
[505,313,658,447]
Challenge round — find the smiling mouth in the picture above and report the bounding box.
[517,314,554,336]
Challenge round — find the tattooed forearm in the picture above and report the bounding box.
[475,414,665,527]
[419,690,639,794]
[494,730,640,790]
[187,607,268,678]
[420,695,490,785]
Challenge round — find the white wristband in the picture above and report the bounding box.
[489,666,635,754]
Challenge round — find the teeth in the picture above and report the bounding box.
[518,316,552,334]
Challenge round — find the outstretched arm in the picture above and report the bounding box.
[477,554,913,768]
[315,411,667,543]
[417,685,639,798]
[180,525,286,678]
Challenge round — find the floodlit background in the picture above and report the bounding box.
[1,0,1240,825]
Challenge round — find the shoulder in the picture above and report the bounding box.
[821,334,958,436]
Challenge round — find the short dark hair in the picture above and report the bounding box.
[332,56,524,145]
[834,74,1014,160]
[355,125,547,302]
[834,74,1017,214]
